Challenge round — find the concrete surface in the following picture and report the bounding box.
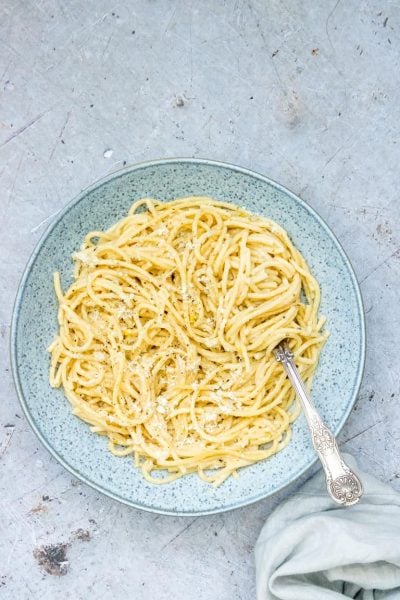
[1,0,400,598]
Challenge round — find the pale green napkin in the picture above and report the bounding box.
[255,455,400,599]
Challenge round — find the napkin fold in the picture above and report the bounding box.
[255,455,400,600]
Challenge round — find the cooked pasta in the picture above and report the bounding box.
[48,197,327,486]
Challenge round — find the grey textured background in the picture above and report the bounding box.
[1,1,399,598]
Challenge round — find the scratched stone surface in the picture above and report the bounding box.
[1,1,400,598]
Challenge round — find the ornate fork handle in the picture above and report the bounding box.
[275,343,363,506]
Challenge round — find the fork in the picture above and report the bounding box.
[274,342,363,506]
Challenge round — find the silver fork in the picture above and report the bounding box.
[274,342,363,506]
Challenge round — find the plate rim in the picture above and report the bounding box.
[10,157,366,516]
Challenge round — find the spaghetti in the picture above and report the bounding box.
[48,197,327,486]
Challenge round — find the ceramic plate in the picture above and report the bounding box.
[11,159,365,515]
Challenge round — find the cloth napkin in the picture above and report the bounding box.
[255,454,400,600]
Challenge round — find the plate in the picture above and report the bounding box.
[11,158,365,515]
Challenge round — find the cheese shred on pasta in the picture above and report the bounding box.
[48,197,327,486]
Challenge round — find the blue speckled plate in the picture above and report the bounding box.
[11,159,365,516]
